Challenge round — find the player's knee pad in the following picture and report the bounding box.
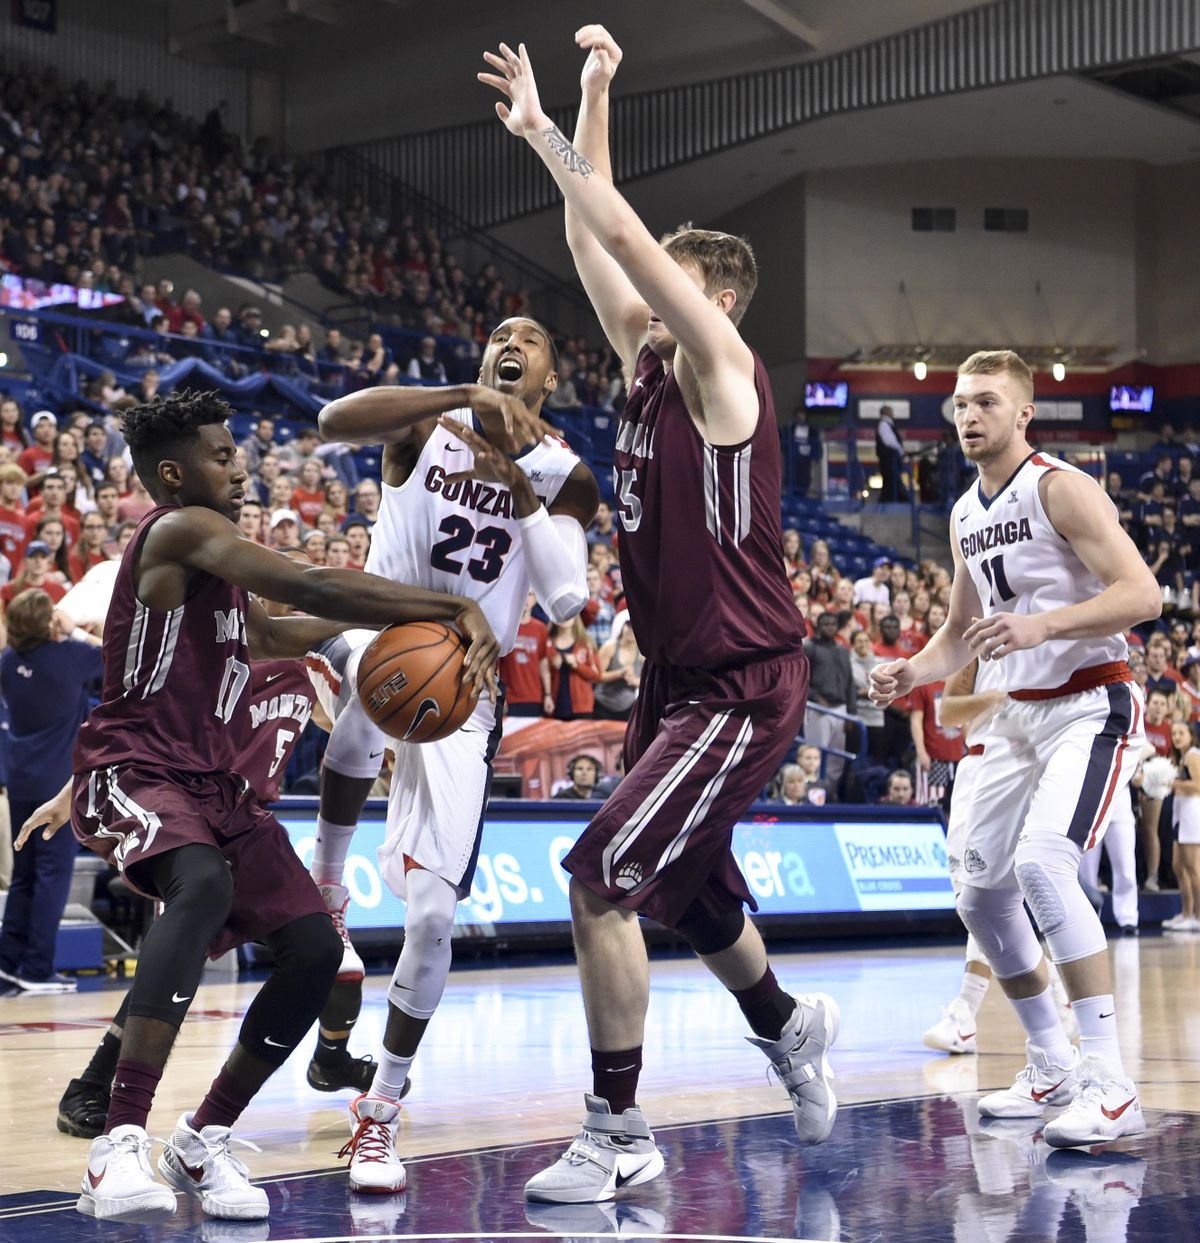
[964,933,991,971]
[672,902,746,957]
[322,693,388,781]
[1014,831,1107,964]
[956,884,1042,980]
[388,869,458,1020]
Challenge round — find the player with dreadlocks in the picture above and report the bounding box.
[61,391,499,1223]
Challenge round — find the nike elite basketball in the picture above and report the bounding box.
[356,621,476,743]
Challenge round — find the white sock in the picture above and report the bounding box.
[1071,994,1125,1077]
[311,817,357,886]
[955,970,990,1017]
[370,1047,415,1102]
[1010,985,1074,1065]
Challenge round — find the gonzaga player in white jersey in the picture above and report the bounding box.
[304,317,599,1193]
[872,350,1160,1150]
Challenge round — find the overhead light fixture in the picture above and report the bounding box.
[0,352,8,368]
[1052,361,1066,382]
[913,360,928,381]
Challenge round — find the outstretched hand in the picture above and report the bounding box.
[15,784,72,851]
[438,415,533,489]
[576,24,623,96]
[479,41,548,137]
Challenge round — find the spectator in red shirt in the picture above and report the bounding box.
[872,614,906,660]
[908,680,966,809]
[1,542,67,610]
[0,398,30,454]
[17,411,58,485]
[549,617,603,720]
[76,513,114,576]
[0,464,28,564]
[93,482,121,538]
[22,472,80,550]
[1144,688,1173,756]
[892,590,927,657]
[290,458,327,528]
[105,456,132,498]
[35,515,82,584]
[500,591,553,718]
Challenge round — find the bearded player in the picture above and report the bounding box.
[478,28,837,1205]
[303,317,599,1194]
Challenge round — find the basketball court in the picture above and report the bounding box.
[2,935,1197,1241]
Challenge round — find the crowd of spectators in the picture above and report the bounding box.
[0,62,624,411]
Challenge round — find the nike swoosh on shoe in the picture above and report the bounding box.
[1031,1077,1067,1103]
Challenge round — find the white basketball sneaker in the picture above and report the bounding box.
[158,1113,269,1219]
[524,1095,665,1204]
[1042,1056,1146,1149]
[923,998,979,1055]
[77,1125,177,1218]
[320,883,365,982]
[747,992,840,1142]
[343,1095,406,1194]
[978,1043,1080,1118]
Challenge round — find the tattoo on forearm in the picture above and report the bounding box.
[542,125,594,179]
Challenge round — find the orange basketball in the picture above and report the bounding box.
[355,621,476,743]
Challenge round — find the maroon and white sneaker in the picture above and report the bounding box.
[342,1095,406,1194]
[320,883,365,982]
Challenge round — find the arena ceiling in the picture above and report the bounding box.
[169,1,1200,275]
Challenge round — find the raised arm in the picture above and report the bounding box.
[318,384,482,446]
[480,41,757,444]
[564,26,649,376]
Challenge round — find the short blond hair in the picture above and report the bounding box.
[957,350,1034,403]
[659,224,758,324]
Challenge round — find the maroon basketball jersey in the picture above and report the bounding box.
[614,345,805,668]
[73,505,254,776]
[241,660,315,803]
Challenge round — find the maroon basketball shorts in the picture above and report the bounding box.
[563,650,809,927]
[72,763,327,956]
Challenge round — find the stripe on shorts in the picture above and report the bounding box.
[601,711,732,887]
[632,714,754,892]
[1065,682,1135,847]
[106,768,164,856]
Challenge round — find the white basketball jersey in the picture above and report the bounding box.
[364,409,580,655]
[951,451,1126,692]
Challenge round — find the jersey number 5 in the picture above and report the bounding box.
[430,515,512,583]
[979,554,1016,607]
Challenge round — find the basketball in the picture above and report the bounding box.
[355,621,476,743]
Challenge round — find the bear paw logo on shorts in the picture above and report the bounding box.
[614,861,643,891]
[367,670,409,712]
[964,847,987,875]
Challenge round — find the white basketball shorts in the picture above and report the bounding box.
[953,675,1144,890]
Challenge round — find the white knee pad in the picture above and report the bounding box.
[1014,831,1107,965]
[964,933,991,970]
[387,868,460,1020]
[956,884,1042,980]
[322,691,389,781]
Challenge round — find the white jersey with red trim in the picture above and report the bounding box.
[364,409,580,656]
[951,450,1127,693]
